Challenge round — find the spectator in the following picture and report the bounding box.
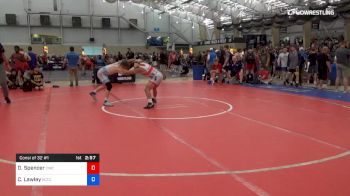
[206,48,217,75]
[316,46,331,89]
[95,55,105,67]
[41,52,49,70]
[209,59,223,85]
[117,52,123,61]
[30,66,44,90]
[7,69,18,89]
[11,46,29,87]
[277,47,289,82]
[285,46,299,86]
[307,47,318,86]
[245,49,257,76]
[80,55,88,76]
[64,46,80,87]
[335,40,350,92]
[167,51,177,70]
[298,47,307,85]
[27,46,37,70]
[259,47,269,70]
[267,48,276,77]
[126,48,134,59]
[0,43,11,104]
[222,45,231,68]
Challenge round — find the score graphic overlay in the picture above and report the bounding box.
[16,154,100,186]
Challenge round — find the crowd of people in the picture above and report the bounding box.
[194,40,350,93]
[0,39,349,104]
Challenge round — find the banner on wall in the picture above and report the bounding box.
[82,46,103,56]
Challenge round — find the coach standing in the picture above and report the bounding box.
[64,46,80,87]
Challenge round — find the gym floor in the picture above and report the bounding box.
[1,81,350,196]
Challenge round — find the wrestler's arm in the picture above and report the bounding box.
[120,62,144,75]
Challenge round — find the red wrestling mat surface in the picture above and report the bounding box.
[1,81,350,196]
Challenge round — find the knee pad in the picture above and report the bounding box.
[105,82,112,91]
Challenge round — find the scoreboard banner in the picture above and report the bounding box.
[16,154,100,186]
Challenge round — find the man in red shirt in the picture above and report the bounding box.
[10,46,29,72]
[209,59,223,85]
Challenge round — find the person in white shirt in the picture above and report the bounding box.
[277,47,289,82]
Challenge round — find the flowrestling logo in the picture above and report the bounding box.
[287,8,335,16]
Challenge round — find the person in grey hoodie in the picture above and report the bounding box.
[0,43,11,104]
[285,46,300,86]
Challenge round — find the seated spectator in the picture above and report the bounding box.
[7,69,18,89]
[30,67,44,90]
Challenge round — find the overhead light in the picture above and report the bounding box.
[222,28,224,31]
[122,3,125,8]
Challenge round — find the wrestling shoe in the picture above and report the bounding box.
[144,102,154,109]
[89,92,97,102]
[5,97,11,104]
[103,100,114,107]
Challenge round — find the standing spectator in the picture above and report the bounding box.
[126,48,134,59]
[259,47,269,70]
[27,46,37,70]
[316,46,331,89]
[298,47,307,85]
[167,51,176,70]
[117,52,123,61]
[267,48,276,77]
[206,48,217,77]
[196,51,202,64]
[0,43,11,103]
[95,55,105,67]
[64,46,80,87]
[307,47,318,86]
[277,47,289,83]
[218,47,224,65]
[209,59,223,85]
[222,45,233,83]
[245,49,257,76]
[285,46,299,86]
[11,47,31,87]
[41,52,49,70]
[159,50,167,70]
[222,45,231,68]
[335,40,350,92]
[80,55,87,76]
